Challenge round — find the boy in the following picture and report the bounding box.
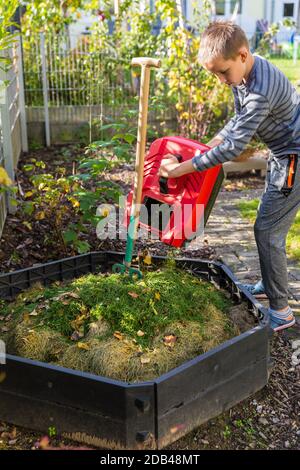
[159,21,300,331]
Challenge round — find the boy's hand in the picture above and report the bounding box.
[159,154,182,178]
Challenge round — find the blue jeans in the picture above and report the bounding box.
[254,154,300,310]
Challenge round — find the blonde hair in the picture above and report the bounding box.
[198,21,249,63]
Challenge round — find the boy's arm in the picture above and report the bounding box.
[159,93,269,178]
[215,115,237,142]
[159,134,224,178]
[192,93,269,172]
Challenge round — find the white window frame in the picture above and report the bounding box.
[215,1,242,18]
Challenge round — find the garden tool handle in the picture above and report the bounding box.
[131,57,161,211]
[159,154,183,194]
[122,57,161,271]
[129,57,161,217]
[131,57,161,68]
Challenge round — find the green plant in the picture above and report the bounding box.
[222,425,232,439]
[20,0,233,140]
[20,156,122,255]
[48,426,57,438]
[256,18,296,58]
[0,1,19,73]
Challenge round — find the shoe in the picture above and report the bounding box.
[269,311,295,332]
[243,280,267,299]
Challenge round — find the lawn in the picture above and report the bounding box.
[269,58,300,85]
[239,199,300,264]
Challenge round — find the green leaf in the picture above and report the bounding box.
[79,159,109,172]
[112,133,136,145]
[23,164,35,172]
[98,123,127,132]
[23,201,35,216]
[76,240,91,254]
[63,230,77,243]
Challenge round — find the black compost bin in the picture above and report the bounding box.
[0,251,271,449]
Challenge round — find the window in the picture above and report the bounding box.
[283,3,295,17]
[230,0,242,15]
[215,1,242,16]
[215,0,225,16]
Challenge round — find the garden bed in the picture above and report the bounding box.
[0,251,270,449]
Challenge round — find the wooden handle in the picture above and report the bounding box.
[131,57,161,68]
[130,57,160,229]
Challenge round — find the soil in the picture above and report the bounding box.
[0,144,299,450]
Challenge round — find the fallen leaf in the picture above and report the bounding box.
[53,291,80,302]
[29,309,39,316]
[35,211,46,220]
[163,335,177,347]
[143,254,152,265]
[128,291,139,299]
[155,292,161,300]
[149,299,158,315]
[22,221,32,231]
[140,356,150,364]
[9,427,17,439]
[0,316,4,321]
[1,326,9,333]
[38,436,50,449]
[0,372,6,383]
[23,313,30,323]
[77,342,90,351]
[137,330,145,337]
[70,314,86,330]
[114,331,123,340]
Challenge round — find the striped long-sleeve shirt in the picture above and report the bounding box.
[192,55,300,171]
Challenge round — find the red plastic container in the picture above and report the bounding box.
[125,136,224,247]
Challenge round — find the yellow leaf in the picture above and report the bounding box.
[24,191,33,198]
[114,331,123,340]
[77,342,90,351]
[143,254,152,265]
[140,356,150,364]
[35,211,45,220]
[101,208,110,217]
[0,372,7,384]
[23,312,30,323]
[70,197,80,208]
[149,299,158,315]
[22,221,32,230]
[0,167,12,186]
[155,292,161,301]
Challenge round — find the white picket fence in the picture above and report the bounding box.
[0,35,28,237]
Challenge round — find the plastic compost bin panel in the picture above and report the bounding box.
[155,326,269,448]
[0,251,270,449]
